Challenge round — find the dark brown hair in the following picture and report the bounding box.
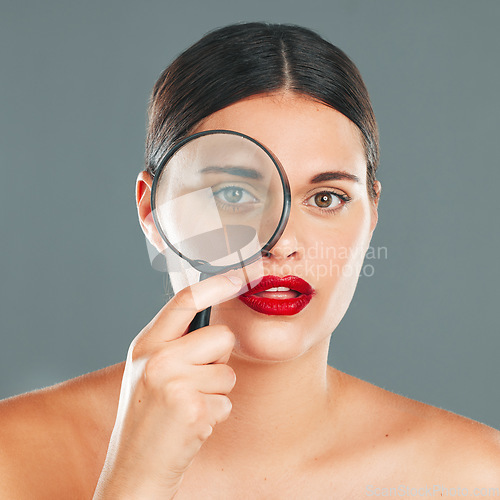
[145,22,379,200]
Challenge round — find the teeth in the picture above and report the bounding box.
[264,287,290,292]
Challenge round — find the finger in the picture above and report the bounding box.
[204,393,233,425]
[191,363,236,395]
[144,274,242,343]
[172,325,235,366]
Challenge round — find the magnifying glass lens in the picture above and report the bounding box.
[152,131,288,272]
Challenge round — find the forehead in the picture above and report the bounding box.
[193,93,367,186]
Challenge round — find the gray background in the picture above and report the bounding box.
[1,0,498,429]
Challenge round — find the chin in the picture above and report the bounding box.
[211,299,331,364]
[235,328,309,363]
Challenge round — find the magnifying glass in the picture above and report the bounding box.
[151,130,290,332]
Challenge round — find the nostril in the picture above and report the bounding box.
[261,247,299,259]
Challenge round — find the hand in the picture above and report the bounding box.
[93,274,242,499]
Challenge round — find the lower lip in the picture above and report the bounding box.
[237,293,313,316]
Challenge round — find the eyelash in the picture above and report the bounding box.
[304,190,352,215]
[212,185,259,213]
[212,185,351,216]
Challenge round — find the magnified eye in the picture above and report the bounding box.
[218,187,246,203]
[212,185,259,212]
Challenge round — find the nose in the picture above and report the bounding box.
[262,213,301,260]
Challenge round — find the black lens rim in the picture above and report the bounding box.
[150,129,291,274]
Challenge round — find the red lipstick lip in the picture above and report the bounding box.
[242,275,315,296]
[238,275,315,316]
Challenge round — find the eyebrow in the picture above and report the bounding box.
[309,171,361,184]
[199,166,263,180]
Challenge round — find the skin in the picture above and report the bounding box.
[172,92,380,469]
[0,92,499,499]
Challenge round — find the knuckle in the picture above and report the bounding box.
[223,396,232,413]
[142,352,176,389]
[164,377,190,401]
[219,364,236,387]
[183,396,208,425]
[142,354,162,383]
[169,289,193,312]
[127,337,145,363]
[217,326,236,348]
[218,396,233,421]
[127,325,159,363]
[198,424,214,441]
[144,357,159,386]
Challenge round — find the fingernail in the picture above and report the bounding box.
[224,275,243,287]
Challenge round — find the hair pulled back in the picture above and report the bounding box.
[146,22,379,200]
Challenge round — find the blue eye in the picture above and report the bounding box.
[213,185,259,212]
[214,186,256,204]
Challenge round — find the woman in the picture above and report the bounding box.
[1,22,499,499]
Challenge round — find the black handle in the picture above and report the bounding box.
[188,307,212,332]
[187,271,212,332]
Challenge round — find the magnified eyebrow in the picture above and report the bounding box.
[199,166,263,180]
[310,171,361,184]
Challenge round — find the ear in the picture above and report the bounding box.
[369,180,381,235]
[135,170,166,252]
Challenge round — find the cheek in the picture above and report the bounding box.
[322,206,373,311]
[209,204,374,335]
[301,206,372,284]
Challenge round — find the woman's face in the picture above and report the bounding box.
[179,93,379,363]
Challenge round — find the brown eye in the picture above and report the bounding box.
[305,190,350,213]
[314,192,334,208]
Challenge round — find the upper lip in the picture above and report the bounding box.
[242,275,315,296]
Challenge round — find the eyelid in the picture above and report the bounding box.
[308,184,351,195]
[213,185,259,202]
[303,188,352,213]
[212,182,261,197]
[212,184,263,214]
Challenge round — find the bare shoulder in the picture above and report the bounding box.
[339,370,500,485]
[0,362,124,499]
[415,401,500,485]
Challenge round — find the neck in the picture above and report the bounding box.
[197,336,345,470]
